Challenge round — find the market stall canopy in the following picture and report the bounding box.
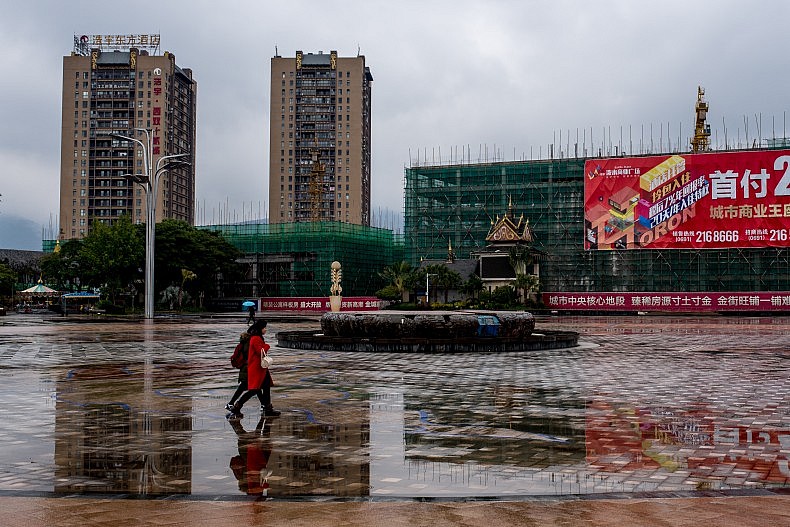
[61,292,100,299]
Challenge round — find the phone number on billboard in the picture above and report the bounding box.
[675,229,790,243]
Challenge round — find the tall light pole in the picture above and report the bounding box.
[112,129,190,319]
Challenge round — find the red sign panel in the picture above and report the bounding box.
[260,297,382,312]
[543,292,790,312]
[584,149,790,250]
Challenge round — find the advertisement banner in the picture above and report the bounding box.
[260,297,382,312]
[584,149,790,250]
[543,291,790,312]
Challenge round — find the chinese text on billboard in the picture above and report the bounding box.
[584,150,790,250]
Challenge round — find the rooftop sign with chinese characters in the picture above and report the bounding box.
[73,34,161,56]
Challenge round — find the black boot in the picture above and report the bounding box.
[262,406,281,417]
[226,403,244,419]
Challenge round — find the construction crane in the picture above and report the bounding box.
[690,86,711,153]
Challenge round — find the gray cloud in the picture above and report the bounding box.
[2,0,790,248]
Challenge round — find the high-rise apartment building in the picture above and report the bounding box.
[59,34,196,240]
[269,50,372,225]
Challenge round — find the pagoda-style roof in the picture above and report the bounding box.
[485,198,534,245]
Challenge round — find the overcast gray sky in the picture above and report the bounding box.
[2,0,790,249]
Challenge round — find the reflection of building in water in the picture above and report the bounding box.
[369,391,405,489]
[54,364,192,495]
[404,387,586,469]
[263,408,370,497]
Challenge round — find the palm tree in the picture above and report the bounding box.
[421,264,462,304]
[460,274,484,301]
[178,269,197,309]
[508,245,533,276]
[437,268,462,303]
[379,261,414,302]
[513,273,540,305]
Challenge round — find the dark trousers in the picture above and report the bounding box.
[236,376,273,409]
[229,381,265,406]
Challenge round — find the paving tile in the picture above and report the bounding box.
[1,314,790,522]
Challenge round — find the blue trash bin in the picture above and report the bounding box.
[476,315,500,337]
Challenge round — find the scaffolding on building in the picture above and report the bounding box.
[404,156,790,294]
[201,221,404,298]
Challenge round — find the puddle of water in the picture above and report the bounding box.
[0,317,789,498]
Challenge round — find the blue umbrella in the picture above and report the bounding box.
[242,301,256,308]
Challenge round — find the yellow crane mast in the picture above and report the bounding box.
[690,86,711,153]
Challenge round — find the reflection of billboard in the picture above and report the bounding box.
[584,149,790,250]
[586,399,790,485]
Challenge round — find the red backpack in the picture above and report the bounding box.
[230,339,249,368]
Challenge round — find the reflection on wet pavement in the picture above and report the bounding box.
[0,315,789,499]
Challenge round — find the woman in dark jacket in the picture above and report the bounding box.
[229,319,281,418]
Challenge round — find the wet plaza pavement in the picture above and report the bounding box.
[1,313,790,524]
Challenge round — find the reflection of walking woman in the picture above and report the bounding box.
[229,319,281,418]
[229,416,272,496]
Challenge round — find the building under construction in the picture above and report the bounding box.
[404,150,790,296]
[405,87,790,304]
[201,222,403,298]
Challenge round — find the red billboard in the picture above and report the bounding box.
[260,297,381,312]
[543,291,790,312]
[584,149,790,250]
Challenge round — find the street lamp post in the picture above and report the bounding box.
[112,129,190,319]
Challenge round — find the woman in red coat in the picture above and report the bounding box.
[229,319,281,418]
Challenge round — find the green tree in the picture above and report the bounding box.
[154,219,242,304]
[460,274,484,301]
[378,261,415,302]
[419,264,462,304]
[513,273,540,305]
[375,284,402,302]
[178,268,197,309]
[160,285,180,310]
[508,245,533,276]
[39,240,83,292]
[491,285,519,307]
[78,216,144,304]
[0,262,16,306]
[436,267,462,303]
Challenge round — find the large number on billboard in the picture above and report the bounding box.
[584,149,790,250]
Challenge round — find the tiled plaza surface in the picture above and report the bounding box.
[0,313,789,525]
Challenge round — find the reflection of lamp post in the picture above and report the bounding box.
[112,129,190,319]
[425,273,438,305]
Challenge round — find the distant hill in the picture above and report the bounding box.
[0,214,42,251]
